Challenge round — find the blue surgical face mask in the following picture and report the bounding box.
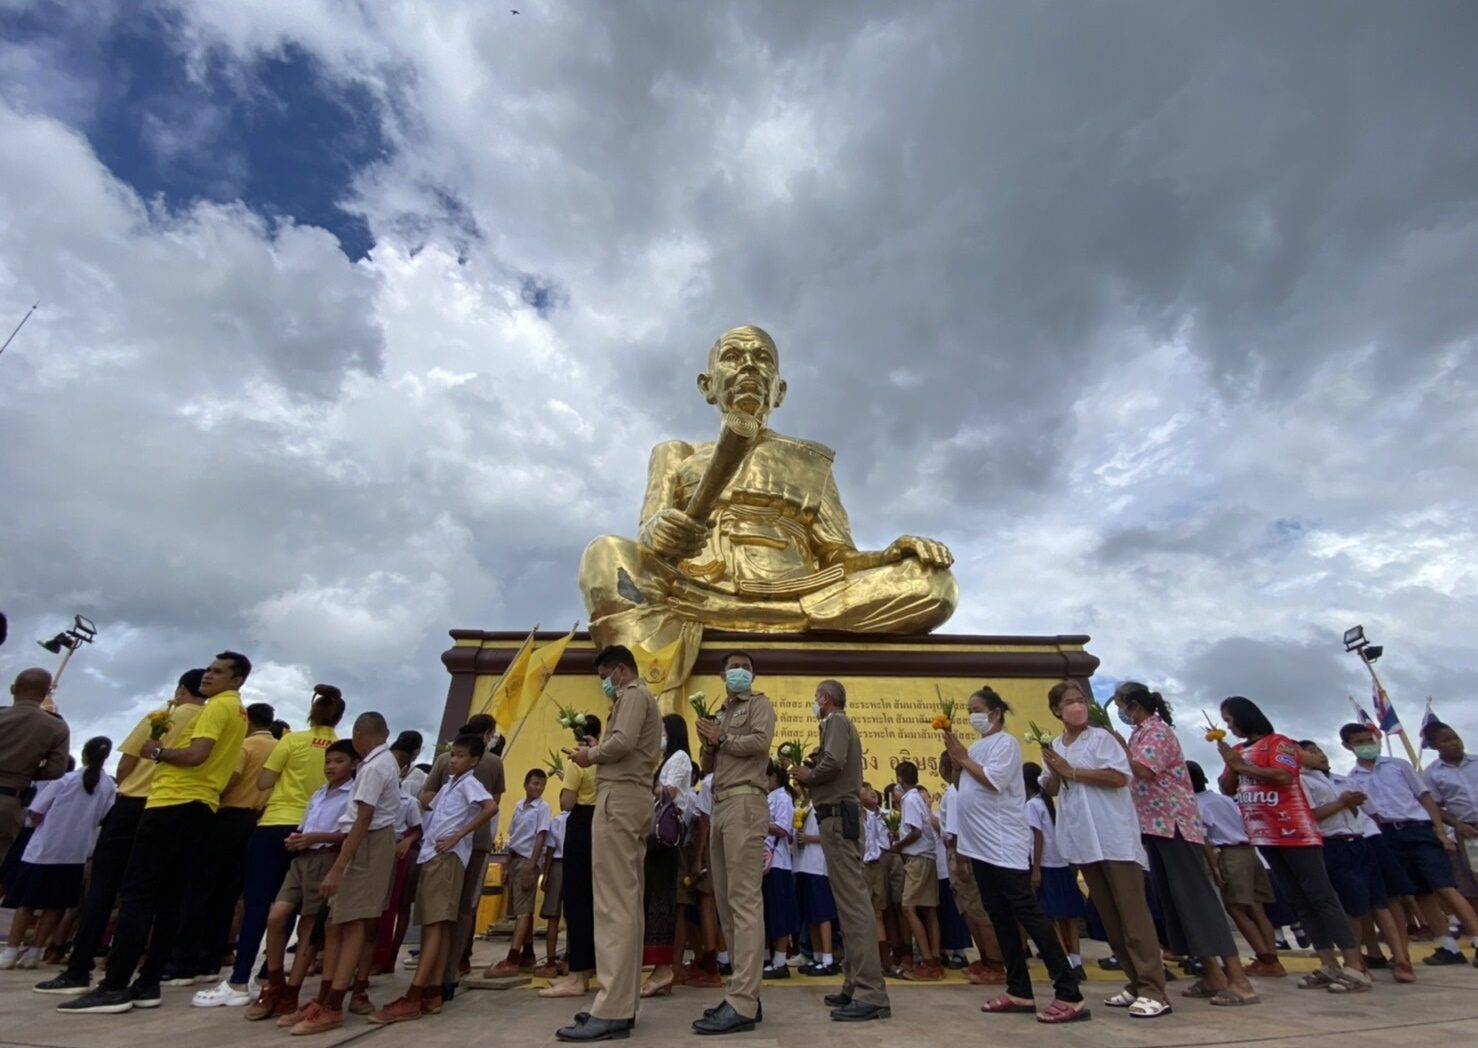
[1116,706,1135,727]
[725,668,753,693]
[601,677,618,699]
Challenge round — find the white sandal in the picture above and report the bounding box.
[1128,997,1173,1018]
[1103,990,1136,1008]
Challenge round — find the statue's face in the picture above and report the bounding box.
[698,326,787,418]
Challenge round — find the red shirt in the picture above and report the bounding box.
[1232,734,1321,847]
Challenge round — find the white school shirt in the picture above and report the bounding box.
[1328,771,1382,837]
[1195,790,1250,846]
[767,788,795,870]
[1025,795,1066,868]
[350,744,404,831]
[863,809,885,863]
[794,808,828,876]
[658,750,695,814]
[1049,726,1146,865]
[899,787,936,858]
[304,781,353,847]
[1346,756,1430,823]
[549,811,568,860]
[955,732,1033,871]
[1301,770,1364,837]
[687,773,713,834]
[395,786,424,836]
[418,769,494,867]
[23,770,116,865]
[506,796,553,859]
[402,765,428,799]
[1424,754,1478,824]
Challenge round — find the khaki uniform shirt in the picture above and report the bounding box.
[707,690,777,793]
[806,710,863,804]
[590,680,661,788]
[0,702,70,791]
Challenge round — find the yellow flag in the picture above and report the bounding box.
[487,629,538,726]
[515,628,576,720]
[633,634,685,694]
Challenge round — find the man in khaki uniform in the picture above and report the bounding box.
[556,645,661,1043]
[0,668,70,860]
[690,651,775,1036]
[791,679,890,1022]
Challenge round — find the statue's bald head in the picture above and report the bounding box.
[11,667,52,703]
[699,325,786,419]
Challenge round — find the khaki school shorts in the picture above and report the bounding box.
[881,850,906,907]
[277,849,338,917]
[902,853,939,908]
[948,850,989,923]
[417,852,466,925]
[865,860,886,911]
[539,859,565,919]
[1218,844,1275,907]
[506,853,539,917]
[331,827,396,925]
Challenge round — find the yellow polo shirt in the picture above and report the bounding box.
[562,760,598,806]
[220,731,279,811]
[147,690,247,811]
[117,702,205,800]
[259,724,337,827]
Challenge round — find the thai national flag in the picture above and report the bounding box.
[1347,696,1382,741]
[1420,700,1439,749]
[1371,681,1402,736]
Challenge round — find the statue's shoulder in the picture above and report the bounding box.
[647,440,696,467]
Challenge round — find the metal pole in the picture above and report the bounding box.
[0,303,37,357]
[1359,655,1422,768]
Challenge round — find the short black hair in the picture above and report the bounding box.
[246,702,275,729]
[1219,696,1274,738]
[178,668,207,698]
[354,711,389,738]
[721,650,755,671]
[593,644,638,674]
[1421,720,1452,745]
[391,730,424,755]
[1339,722,1376,744]
[462,714,495,736]
[895,760,919,786]
[270,719,290,739]
[216,650,252,681]
[581,713,602,739]
[1186,760,1208,793]
[451,733,485,759]
[327,738,360,760]
[524,767,548,784]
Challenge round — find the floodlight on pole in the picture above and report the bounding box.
[35,615,98,713]
[1343,624,1420,767]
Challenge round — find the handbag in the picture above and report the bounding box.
[648,795,684,850]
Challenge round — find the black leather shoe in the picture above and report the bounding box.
[692,1001,757,1035]
[832,1000,891,1022]
[762,965,790,980]
[702,1000,762,1022]
[824,992,852,1008]
[556,1016,633,1042]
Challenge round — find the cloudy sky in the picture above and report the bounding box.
[2,1,1474,771]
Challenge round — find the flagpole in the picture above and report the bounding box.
[474,624,539,721]
[501,620,581,757]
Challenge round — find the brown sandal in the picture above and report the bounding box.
[1037,999,1091,1024]
[982,993,1037,1013]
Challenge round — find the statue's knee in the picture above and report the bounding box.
[579,536,649,610]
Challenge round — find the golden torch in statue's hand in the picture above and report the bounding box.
[642,411,761,563]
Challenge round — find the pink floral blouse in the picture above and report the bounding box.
[1127,715,1205,843]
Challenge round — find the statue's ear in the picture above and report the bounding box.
[771,378,788,411]
[697,371,716,405]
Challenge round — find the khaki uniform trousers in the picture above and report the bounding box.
[710,791,767,1019]
[819,813,889,1007]
[590,782,650,1021]
[1079,859,1168,1004]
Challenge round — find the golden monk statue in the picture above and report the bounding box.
[579,326,958,687]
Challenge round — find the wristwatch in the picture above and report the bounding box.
[717,733,729,749]
[151,745,165,763]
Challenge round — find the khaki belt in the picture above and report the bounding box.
[714,784,765,802]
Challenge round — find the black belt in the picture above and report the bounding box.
[1379,819,1432,831]
[814,801,856,819]
[0,786,20,797]
[1325,833,1362,841]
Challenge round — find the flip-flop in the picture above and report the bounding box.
[1210,990,1259,1006]
[1036,1000,1091,1024]
[1180,980,1217,999]
[1297,970,1334,990]
[981,994,1037,1014]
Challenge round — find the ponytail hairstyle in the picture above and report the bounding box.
[1022,761,1055,823]
[82,736,112,795]
[1113,681,1174,726]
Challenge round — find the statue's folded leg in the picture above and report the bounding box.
[799,558,959,634]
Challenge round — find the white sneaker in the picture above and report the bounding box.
[191,980,252,1008]
[0,947,20,970]
[17,947,44,970]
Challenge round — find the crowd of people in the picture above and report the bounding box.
[1,645,1477,1041]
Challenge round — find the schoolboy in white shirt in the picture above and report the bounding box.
[486,769,552,977]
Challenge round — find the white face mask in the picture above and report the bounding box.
[968,712,993,736]
[660,734,668,751]
[811,700,823,720]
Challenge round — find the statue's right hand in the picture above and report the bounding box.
[644,508,709,560]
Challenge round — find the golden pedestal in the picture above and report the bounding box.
[439,630,1099,826]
